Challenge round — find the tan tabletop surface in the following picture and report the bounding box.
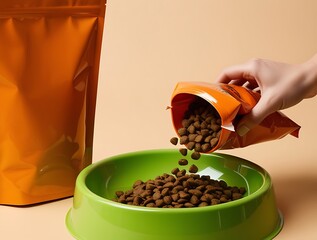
[1,1,317,239]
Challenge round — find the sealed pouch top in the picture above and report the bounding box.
[0,0,105,10]
[0,0,106,205]
[170,82,300,153]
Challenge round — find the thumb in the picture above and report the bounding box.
[236,94,276,136]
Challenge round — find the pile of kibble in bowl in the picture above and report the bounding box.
[113,97,246,208]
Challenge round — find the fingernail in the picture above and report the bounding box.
[237,125,250,136]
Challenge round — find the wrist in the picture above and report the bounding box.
[302,54,317,99]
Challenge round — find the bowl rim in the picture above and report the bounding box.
[75,149,271,213]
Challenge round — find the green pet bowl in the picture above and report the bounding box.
[66,149,283,240]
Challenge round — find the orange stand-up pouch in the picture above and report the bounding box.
[0,0,106,205]
[170,82,300,152]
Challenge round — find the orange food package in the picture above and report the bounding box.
[170,82,300,152]
[0,0,106,205]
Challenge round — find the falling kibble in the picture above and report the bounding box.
[179,148,187,156]
[178,159,188,166]
[112,97,245,208]
[189,164,198,173]
[191,151,201,160]
[170,137,178,145]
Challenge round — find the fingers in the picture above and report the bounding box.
[215,62,259,90]
[216,58,282,136]
[236,93,277,136]
[215,63,249,84]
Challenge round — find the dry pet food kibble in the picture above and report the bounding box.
[179,148,187,156]
[112,96,246,208]
[178,97,222,153]
[113,168,246,208]
[178,159,188,166]
[191,151,201,160]
[170,137,178,145]
[169,97,223,173]
[188,164,198,173]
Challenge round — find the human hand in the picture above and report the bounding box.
[215,56,317,136]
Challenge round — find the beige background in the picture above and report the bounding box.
[1,0,317,239]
